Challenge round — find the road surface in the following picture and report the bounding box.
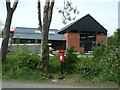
[2,81,83,88]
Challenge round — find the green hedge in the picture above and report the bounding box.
[75,43,119,84]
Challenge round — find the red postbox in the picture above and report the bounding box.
[58,50,64,62]
[10,29,15,33]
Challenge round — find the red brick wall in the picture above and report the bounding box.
[96,34,107,46]
[64,33,107,51]
[64,33,84,51]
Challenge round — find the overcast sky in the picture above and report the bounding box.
[118,1,120,28]
[0,0,119,36]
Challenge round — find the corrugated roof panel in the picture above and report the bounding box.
[13,27,65,41]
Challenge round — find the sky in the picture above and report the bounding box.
[0,0,119,36]
[118,1,120,28]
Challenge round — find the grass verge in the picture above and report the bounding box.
[2,53,119,88]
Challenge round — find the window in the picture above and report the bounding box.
[80,33,96,51]
[35,30,41,33]
[49,31,55,35]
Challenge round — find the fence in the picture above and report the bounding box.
[8,44,41,54]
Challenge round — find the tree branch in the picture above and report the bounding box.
[6,0,11,12]
[12,0,19,12]
[37,0,42,31]
[48,0,55,28]
[42,0,50,31]
[58,0,79,24]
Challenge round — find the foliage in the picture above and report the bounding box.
[74,30,119,84]
[2,40,119,85]
[75,57,101,80]
[2,44,48,81]
[75,44,119,84]
[108,29,120,48]
[49,56,60,73]
[97,48,119,83]
[92,41,107,59]
[63,46,79,73]
[2,53,52,81]
[0,61,2,80]
[16,44,42,70]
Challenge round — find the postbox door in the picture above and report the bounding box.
[58,54,64,62]
[58,50,64,62]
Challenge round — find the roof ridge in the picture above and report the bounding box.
[16,27,38,30]
[16,27,58,31]
[60,14,92,31]
[58,14,107,35]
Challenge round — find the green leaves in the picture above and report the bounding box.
[75,43,119,84]
[63,46,79,73]
[108,29,120,48]
[15,44,42,70]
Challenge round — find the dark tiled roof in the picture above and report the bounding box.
[58,14,107,35]
[13,27,65,41]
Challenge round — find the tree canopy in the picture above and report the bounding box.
[108,29,120,48]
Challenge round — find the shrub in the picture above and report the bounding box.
[75,57,101,80]
[49,56,60,73]
[75,45,119,84]
[92,41,107,61]
[63,46,79,73]
[98,53,119,83]
[16,44,42,70]
[2,54,50,81]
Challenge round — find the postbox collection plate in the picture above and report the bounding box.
[58,50,64,62]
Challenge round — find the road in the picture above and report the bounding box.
[2,81,83,88]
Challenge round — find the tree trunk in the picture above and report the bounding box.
[37,0,55,70]
[1,0,19,62]
[41,29,49,70]
[41,1,50,70]
[1,11,13,61]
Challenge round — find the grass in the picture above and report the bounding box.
[2,54,63,82]
[49,56,61,73]
[0,61,2,80]
[2,54,47,82]
[2,53,119,88]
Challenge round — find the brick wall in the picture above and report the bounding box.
[96,34,107,46]
[64,33,84,51]
[64,33,107,51]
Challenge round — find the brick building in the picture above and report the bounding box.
[58,14,107,51]
[10,14,107,52]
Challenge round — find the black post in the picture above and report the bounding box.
[61,62,63,75]
[60,62,64,79]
